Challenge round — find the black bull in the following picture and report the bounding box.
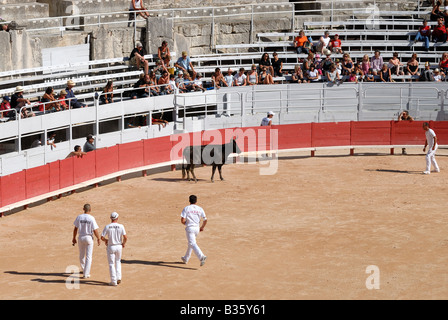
[182,139,242,182]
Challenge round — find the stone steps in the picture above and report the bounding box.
[0,2,49,21]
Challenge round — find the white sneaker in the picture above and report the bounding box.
[109,282,117,286]
[83,275,90,279]
[423,171,430,174]
[200,256,207,267]
[181,256,188,264]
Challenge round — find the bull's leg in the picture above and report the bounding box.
[218,165,224,181]
[182,164,186,180]
[191,164,197,183]
[211,165,217,183]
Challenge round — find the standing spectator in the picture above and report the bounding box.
[439,52,448,73]
[388,52,404,77]
[129,0,150,20]
[422,122,440,174]
[101,212,127,286]
[100,80,114,104]
[157,40,171,66]
[130,42,149,75]
[432,18,447,43]
[175,51,196,79]
[371,50,384,76]
[83,134,96,153]
[397,110,414,155]
[224,68,234,87]
[11,86,34,118]
[317,31,331,54]
[247,65,259,85]
[47,132,57,150]
[379,64,393,82]
[233,67,247,86]
[1,96,14,119]
[259,52,274,75]
[329,34,343,54]
[271,52,284,77]
[294,30,312,54]
[66,80,87,109]
[413,19,431,51]
[406,53,421,79]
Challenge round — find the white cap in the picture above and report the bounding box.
[110,212,119,219]
[268,111,275,116]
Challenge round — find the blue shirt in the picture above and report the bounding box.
[176,56,192,70]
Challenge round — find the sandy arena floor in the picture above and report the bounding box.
[1,147,448,300]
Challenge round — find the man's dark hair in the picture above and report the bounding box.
[83,204,91,213]
[189,195,197,204]
[74,145,81,151]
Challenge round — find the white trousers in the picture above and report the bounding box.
[426,146,440,172]
[78,235,93,277]
[183,226,204,262]
[107,245,122,284]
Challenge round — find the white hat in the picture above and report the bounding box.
[323,48,332,56]
[15,86,24,93]
[268,111,275,116]
[67,80,76,86]
[110,212,119,219]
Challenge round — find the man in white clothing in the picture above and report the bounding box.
[181,195,207,266]
[101,212,127,286]
[72,204,101,279]
[261,111,274,126]
[423,122,440,174]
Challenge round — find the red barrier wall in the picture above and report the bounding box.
[1,121,446,212]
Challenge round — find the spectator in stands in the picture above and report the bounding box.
[130,42,149,75]
[131,73,150,98]
[294,30,312,55]
[11,86,34,118]
[259,52,274,75]
[291,64,307,83]
[360,54,371,76]
[233,67,247,86]
[158,40,171,66]
[271,52,284,77]
[432,18,447,43]
[353,63,365,82]
[317,31,331,55]
[153,59,169,78]
[66,145,87,159]
[302,52,314,73]
[258,66,274,85]
[307,64,320,82]
[41,87,62,112]
[224,68,234,87]
[58,90,69,110]
[397,110,414,155]
[379,64,393,82]
[439,52,448,74]
[413,19,431,52]
[365,68,376,82]
[313,53,323,75]
[329,34,343,54]
[0,96,14,120]
[100,80,114,104]
[158,71,173,95]
[148,71,160,96]
[341,53,354,77]
[247,65,259,86]
[192,73,205,92]
[326,64,341,85]
[371,50,384,76]
[175,51,196,79]
[169,74,178,93]
[66,80,87,108]
[0,17,9,32]
[431,1,444,21]
[321,50,333,73]
[47,132,57,150]
[434,68,444,81]
[406,53,420,79]
[211,67,227,89]
[83,134,96,153]
[388,52,404,77]
[129,0,150,20]
[175,71,188,93]
[420,61,435,81]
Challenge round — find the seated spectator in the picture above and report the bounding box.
[271,52,284,77]
[169,74,178,92]
[317,31,331,54]
[294,30,312,54]
[347,70,359,83]
[175,51,196,79]
[365,68,376,82]
[183,73,196,92]
[41,87,62,112]
[66,80,87,108]
[247,65,259,85]
[259,52,274,75]
[433,68,444,81]
[83,134,96,153]
[329,34,343,54]
[148,71,160,96]
[153,59,169,78]
[439,51,448,73]
[406,53,421,79]
[224,68,234,87]
[313,53,323,75]
[233,68,247,86]
[211,67,227,89]
[326,64,341,85]
[100,80,114,104]
[420,61,435,81]
[158,70,173,95]
[302,52,315,73]
[258,66,274,85]
[58,90,69,110]
[307,64,320,82]
[353,63,365,82]
[371,50,383,76]
[0,96,14,119]
[158,40,171,66]
[291,64,307,83]
[192,73,205,92]
[176,72,188,93]
[334,59,342,77]
[388,52,404,77]
[130,42,149,75]
[361,54,371,76]
[128,0,150,27]
[321,49,334,74]
[379,64,393,82]
[341,53,354,76]
[152,117,169,128]
[432,18,447,43]
[413,19,431,51]
[131,73,151,99]
[66,145,87,159]
[11,86,35,118]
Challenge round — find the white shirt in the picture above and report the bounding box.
[234,73,246,86]
[130,0,142,9]
[224,75,234,86]
[426,128,437,150]
[181,204,207,228]
[73,213,99,237]
[260,116,272,126]
[101,223,126,247]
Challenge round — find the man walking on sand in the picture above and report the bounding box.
[181,195,207,266]
[423,122,440,175]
